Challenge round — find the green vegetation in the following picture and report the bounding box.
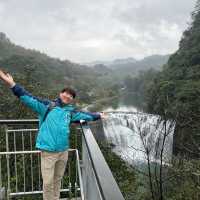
[98,141,200,200]
[122,68,159,110]
[0,32,121,115]
[146,1,200,158]
[100,139,200,200]
[99,142,137,200]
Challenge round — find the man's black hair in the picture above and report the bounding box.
[61,87,76,99]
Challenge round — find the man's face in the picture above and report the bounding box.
[59,91,74,104]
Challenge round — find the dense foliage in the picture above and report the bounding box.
[99,142,137,200]
[146,2,200,158]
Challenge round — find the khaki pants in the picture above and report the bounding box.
[41,150,68,200]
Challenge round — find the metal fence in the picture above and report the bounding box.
[81,124,125,200]
[0,120,83,200]
[0,120,125,200]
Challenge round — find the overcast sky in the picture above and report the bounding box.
[0,0,197,63]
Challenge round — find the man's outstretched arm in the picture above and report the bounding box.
[0,69,49,115]
[71,110,107,123]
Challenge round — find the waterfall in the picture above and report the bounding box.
[102,107,175,165]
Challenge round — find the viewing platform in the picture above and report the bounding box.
[0,119,125,200]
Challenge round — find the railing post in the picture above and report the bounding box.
[0,156,2,189]
[0,187,5,200]
[75,150,84,200]
[68,182,72,199]
[0,155,5,200]
[5,127,10,200]
[75,153,78,199]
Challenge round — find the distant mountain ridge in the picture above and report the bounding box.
[84,57,137,66]
[0,32,170,79]
[85,54,170,72]
[85,54,170,80]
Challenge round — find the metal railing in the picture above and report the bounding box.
[0,120,125,200]
[0,120,83,199]
[81,124,125,200]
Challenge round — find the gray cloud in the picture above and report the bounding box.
[0,0,197,62]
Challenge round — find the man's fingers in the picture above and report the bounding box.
[0,70,5,77]
[0,71,7,79]
[6,73,13,79]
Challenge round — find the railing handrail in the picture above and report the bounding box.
[0,119,39,125]
[81,124,125,200]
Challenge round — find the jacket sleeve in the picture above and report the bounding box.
[71,110,101,123]
[11,84,50,115]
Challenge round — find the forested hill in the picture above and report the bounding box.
[147,4,200,158]
[0,32,98,89]
[1,32,116,108]
[0,32,112,118]
[106,55,169,71]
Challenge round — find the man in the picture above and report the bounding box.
[0,69,105,200]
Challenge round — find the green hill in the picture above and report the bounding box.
[0,33,122,117]
[0,32,98,89]
[147,5,200,158]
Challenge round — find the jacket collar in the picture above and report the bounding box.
[54,97,75,110]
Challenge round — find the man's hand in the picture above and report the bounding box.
[100,112,108,120]
[0,69,16,87]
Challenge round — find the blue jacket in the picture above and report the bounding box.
[11,84,101,152]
